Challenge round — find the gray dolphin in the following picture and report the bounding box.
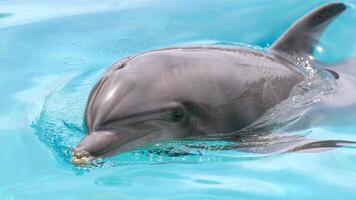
[72,2,353,165]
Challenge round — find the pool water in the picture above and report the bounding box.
[1,0,356,199]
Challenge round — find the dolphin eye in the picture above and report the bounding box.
[170,108,185,122]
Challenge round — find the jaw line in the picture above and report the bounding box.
[93,129,162,158]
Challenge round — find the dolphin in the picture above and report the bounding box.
[72,2,354,165]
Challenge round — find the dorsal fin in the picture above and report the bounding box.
[269,2,346,57]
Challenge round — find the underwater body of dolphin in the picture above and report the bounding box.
[72,2,354,165]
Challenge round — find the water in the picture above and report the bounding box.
[1,0,356,199]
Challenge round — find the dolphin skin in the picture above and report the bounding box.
[72,2,351,165]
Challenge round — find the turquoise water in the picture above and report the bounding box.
[1,0,356,199]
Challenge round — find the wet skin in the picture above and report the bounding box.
[72,2,349,165]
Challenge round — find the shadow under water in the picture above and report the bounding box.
[0,13,13,19]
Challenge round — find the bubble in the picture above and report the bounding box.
[295,56,317,78]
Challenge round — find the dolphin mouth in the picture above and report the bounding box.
[71,148,94,166]
[86,129,161,159]
[71,130,159,166]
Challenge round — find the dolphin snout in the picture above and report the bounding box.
[71,131,122,166]
[71,147,93,166]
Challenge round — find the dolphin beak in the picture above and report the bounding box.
[71,147,94,166]
[71,131,121,166]
[71,129,158,166]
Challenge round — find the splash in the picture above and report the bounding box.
[32,69,100,166]
[247,61,338,132]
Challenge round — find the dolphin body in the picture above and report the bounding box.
[72,2,352,165]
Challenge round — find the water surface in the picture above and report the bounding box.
[1,0,356,199]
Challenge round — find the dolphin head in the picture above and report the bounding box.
[72,59,194,165]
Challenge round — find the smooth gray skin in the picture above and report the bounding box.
[72,2,348,165]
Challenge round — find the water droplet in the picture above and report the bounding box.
[316,46,324,53]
